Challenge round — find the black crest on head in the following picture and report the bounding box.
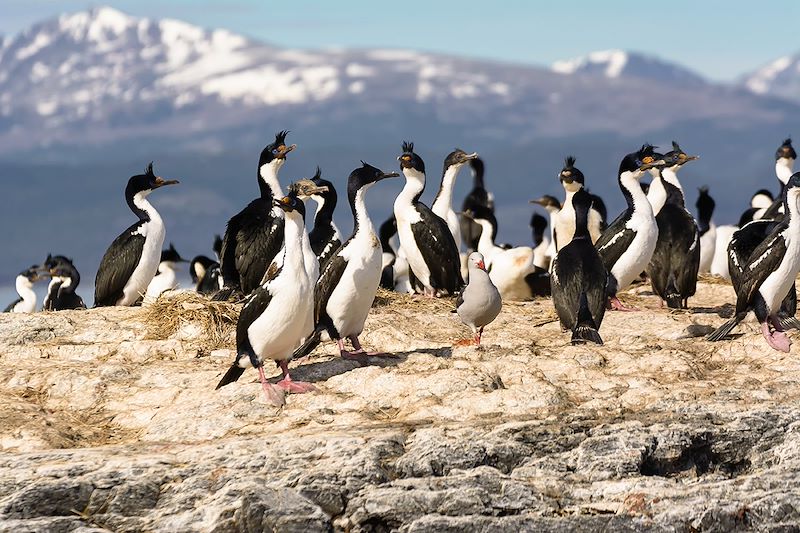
[145,162,155,178]
[275,130,289,145]
[312,167,322,180]
[564,156,576,169]
[402,141,414,154]
[777,138,797,160]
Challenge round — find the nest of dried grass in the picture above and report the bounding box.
[143,291,239,350]
[697,274,732,286]
[372,287,456,314]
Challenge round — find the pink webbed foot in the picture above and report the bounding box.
[257,366,285,406]
[275,361,316,394]
[608,296,638,312]
[762,322,791,353]
[454,338,478,347]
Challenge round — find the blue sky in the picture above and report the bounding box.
[2,0,798,81]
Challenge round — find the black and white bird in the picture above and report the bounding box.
[551,187,607,344]
[645,143,700,308]
[708,172,800,352]
[465,205,550,300]
[432,148,478,251]
[42,255,86,311]
[394,141,463,296]
[594,145,663,310]
[286,178,331,286]
[530,212,550,270]
[216,131,295,299]
[460,157,495,252]
[553,157,605,251]
[190,236,223,295]
[4,266,41,313]
[293,163,399,360]
[190,255,222,295]
[216,192,315,405]
[738,189,775,227]
[696,186,716,274]
[145,243,187,301]
[530,195,562,266]
[454,252,502,346]
[758,138,797,220]
[306,169,342,272]
[94,163,179,307]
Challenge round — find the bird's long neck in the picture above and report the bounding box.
[661,167,685,197]
[697,202,713,234]
[258,160,284,200]
[620,171,652,218]
[282,211,307,273]
[128,191,162,226]
[433,164,462,214]
[573,195,591,240]
[313,194,336,231]
[15,276,35,304]
[350,185,375,238]
[777,158,795,186]
[398,168,426,205]
[476,219,496,256]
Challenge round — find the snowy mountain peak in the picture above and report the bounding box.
[552,49,706,86]
[741,54,800,102]
[552,49,629,78]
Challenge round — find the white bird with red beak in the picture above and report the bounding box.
[455,252,502,345]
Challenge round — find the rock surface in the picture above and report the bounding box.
[1,282,800,531]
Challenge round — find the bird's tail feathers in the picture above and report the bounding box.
[779,316,800,331]
[706,315,742,341]
[215,364,245,390]
[571,292,603,345]
[292,327,324,360]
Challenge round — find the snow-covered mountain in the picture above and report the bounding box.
[551,49,706,86]
[0,7,790,156]
[741,54,800,103]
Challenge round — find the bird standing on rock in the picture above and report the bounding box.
[551,188,607,345]
[216,192,315,405]
[394,141,463,296]
[216,131,295,300]
[594,145,664,311]
[293,162,399,360]
[94,163,179,307]
[455,252,502,346]
[708,172,800,352]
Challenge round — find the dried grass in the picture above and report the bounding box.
[698,274,732,286]
[372,287,456,314]
[143,291,239,351]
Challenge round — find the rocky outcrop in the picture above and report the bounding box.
[1,283,799,531]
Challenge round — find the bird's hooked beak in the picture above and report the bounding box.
[461,209,475,220]
[476,259,486,271]
[462,152,479,163]
[380,171,400,180]
[152,176,180,188]
[288,179,327,197]
[275,143,297,159]
[273,196,295,212]
[638,157,666,171]
[529,197,546,206]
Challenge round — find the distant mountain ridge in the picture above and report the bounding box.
[551,49,707,87]
[0,6,795,156]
